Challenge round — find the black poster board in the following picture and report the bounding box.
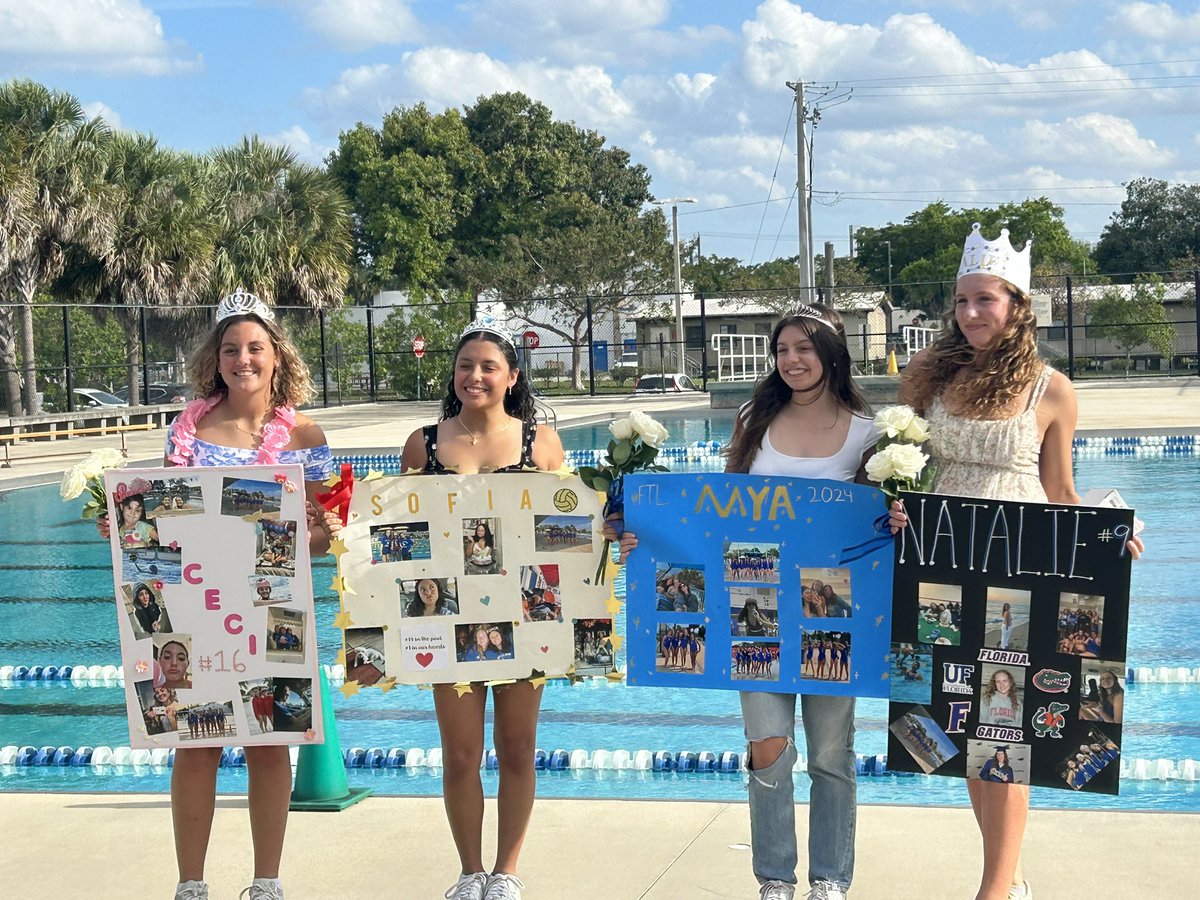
[886,491,1134,793]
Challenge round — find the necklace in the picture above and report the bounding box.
[457,415,513,445]
[232,418,268,441]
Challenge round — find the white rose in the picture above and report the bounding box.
[60,466,88,500]
[79,448,125,478]
[902,414,931,444]
[609,417,634,441]
[864,450,896,483]
[874,405,916,440]
[885,442,929,482]
[629,410,669,448]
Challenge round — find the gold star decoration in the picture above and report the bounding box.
[335,648,346,666]
[608,633,625,651]
[332,610,355,630]
[339,680,361,699]
[364,469,384,481]
[331,575,355,595]
[328,537,349,558]
[605,595,623,616]
[322,473,341,488]
[453,682,474,698]
[606,668,625,684]
[378,677,397,694]
[528,674,548,689]
[549,463,577,481]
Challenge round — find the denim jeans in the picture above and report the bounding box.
[740,691,857,890]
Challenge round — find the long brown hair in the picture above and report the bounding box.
[188,312,314,408]
[725,306,870,473]
[905,281,1041,417]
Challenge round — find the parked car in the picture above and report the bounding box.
[112,382,191,404]
[632,373,700,394]
[73,388,128,408]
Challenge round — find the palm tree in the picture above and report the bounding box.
[0,80,112,414]
[58,134,218,402]
[209,137,352,307]
[0,141,35,413]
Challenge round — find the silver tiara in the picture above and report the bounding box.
[216,288,275,323]
[461,312,514,347]
[792,303,835,331]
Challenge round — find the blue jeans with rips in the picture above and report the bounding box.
[739,691,857,890]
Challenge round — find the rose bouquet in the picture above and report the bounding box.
[577,411,670,584]
[865,405,935,502]
[59,448,129,519]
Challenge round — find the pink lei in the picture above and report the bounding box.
[168,395,297,466]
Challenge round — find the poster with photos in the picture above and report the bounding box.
[885,491,1133,794]
[335,472,612,685]
[104,465,322,749]
[622,472,894,695]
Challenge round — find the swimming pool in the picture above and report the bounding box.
[2,414,1198,811]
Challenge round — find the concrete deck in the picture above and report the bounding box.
[2,378,1198,899]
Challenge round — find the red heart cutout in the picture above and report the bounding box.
[415,652,434,668]
[540,645,549,653]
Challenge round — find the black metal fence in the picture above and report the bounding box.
[2,270,1197,416]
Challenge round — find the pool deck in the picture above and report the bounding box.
[3,378,1199,898]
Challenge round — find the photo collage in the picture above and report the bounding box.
[112,466,319,749]
[341,476,610,686]
[886,492,1132,793]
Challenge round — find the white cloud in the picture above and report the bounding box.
[0,0,200,74]
[275,0,423,51]
[669,72,717,102]
[1110,2,1200,41]
[263,125,332,166]
[81,100,122,130]
[305,48,634,132]
[1019,114,1175,168]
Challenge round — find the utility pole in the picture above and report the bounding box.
[652,197,696,369]
[786,79,813,302]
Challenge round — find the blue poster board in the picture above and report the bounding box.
[623,472,893,696]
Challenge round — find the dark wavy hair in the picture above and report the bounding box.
[725,306,871,473]
[440,331,536,422]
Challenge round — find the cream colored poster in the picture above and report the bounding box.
[335,472,615,687]
[103,464,323,749]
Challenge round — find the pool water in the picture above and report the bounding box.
[2,414,1198,811]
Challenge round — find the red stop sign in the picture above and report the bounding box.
[412,334,426,358]
[522,330,540,349]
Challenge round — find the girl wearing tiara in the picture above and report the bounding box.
[400,315,566,900]
[100,290,338,900]
[611,304,880,900]
[890,224,1143,900]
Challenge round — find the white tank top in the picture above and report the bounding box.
[748,412,880,481]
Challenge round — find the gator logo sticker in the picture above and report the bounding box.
[1032,668,1071,694]
[1032,702,1070,738]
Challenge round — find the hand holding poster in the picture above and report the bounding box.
[623,472,893,695]
[104,465,322,749]
[886,491,1134,793]
[334,471,613,686]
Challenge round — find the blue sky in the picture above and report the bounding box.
[4,1,1200,265]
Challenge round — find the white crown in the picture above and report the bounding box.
[215,287,275,323]
[461,303,515,347]
[957,223,1032,295]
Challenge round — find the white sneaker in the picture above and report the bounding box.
[807,883,847,900]
[760,881,796,900]
[1008,881,1033,900]
[484,873,525,900]
[239,879,284,900]
[444,872,489,900]
[174,882,208,900]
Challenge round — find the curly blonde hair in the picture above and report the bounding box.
[188,313,314,408]
[906,282,1042,417]
[981,668,1022,716]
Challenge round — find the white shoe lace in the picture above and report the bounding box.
[806,883,847,900]
[238,882,284,900]
[175,883,208,900]
[760,881,796,900]
[445,872,489,900]
[483,873,525,900]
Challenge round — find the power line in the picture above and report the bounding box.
[748,94,796,265]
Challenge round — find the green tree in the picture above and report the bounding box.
[1094,178,1200,276]
[32,300,127,408]
[1087,275,1177,373]
[0,79,112,414]
[371,292,472,398]
[289,303,369,400]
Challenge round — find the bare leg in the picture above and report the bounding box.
[434,683,488,874]
[968,779,1028,900]
[491,681,544,874]
[172,746,223,881]
[245,745,292,879]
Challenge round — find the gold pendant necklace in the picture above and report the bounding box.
[458,415,513,445]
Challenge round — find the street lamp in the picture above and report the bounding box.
[652,197,696,369]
